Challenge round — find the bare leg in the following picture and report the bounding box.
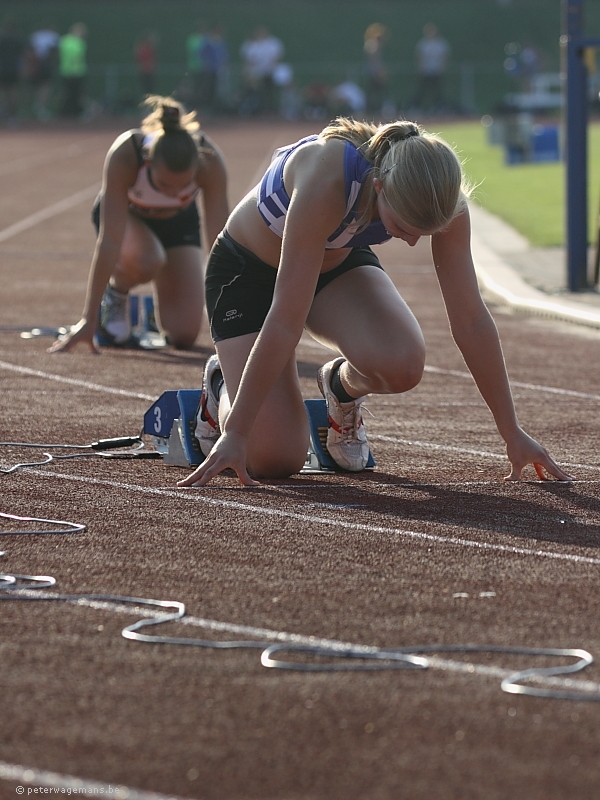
[215,332,309,478]
[154,245,204,349]
[306,265,426,397]
[111,213,166,291]
[108,215,203,349]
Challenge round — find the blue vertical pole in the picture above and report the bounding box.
[563,0,589,290]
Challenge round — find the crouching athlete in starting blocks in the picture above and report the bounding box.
[49,95,228,352]
[178,117,573,487]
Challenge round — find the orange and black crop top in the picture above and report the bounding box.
[126,132,200,216]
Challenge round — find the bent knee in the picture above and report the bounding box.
[363,353,425,394]
[118,254,164,283]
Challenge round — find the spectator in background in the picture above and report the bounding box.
[29,21,59,120]
[135,32,158,99]
[200,25,229,113]
[518,42,541,92]
[186,22,206,110]
[59,22,87,117]
[239,26,284,115]
[363,23,388,114]
[0,19,25,124]
[412,23,450,113]
[331,80,366,117]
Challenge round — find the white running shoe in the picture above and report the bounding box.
[99,285,131,344]
[317,357,370,472]
[195,354,222,457]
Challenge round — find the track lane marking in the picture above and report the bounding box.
[0,360,155,401]
[1,358,597,411]
[7,583,600,696]
[0,143,94,178]
[370,434,600,472]
[1,359,597,470]
[14,468,600,566]
[424,365,600,401]
[0,183,101,244]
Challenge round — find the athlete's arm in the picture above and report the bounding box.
[196,135,229,250]
[432,208,572,481]
[49,133,137,353]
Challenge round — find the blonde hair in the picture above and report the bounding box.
[320,117,470,232]
[140,95,201,172]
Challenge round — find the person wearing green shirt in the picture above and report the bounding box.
[186,21,206,109]
[59,22,87,116]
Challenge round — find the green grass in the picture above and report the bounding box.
[433,120,600,248]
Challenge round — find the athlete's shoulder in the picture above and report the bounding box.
[287,135,346,176]
[104,130,141,186]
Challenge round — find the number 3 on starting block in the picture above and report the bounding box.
[143,392,375,472]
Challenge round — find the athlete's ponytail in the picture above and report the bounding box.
[140,95,200,172]
[321,116,470,232]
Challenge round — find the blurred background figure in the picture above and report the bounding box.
[302,81,331,120]
[363,23,388,114]
[135,31,158,100]
[199,24,229,113]
[412,23,450,113]
[59,22,87,117]
[331,79,366,117]
[272,61,300,120]
[185,21,207,110]
[28,21,59,120]
[0,18,25,125]
[239,26,284,115]
[518,42,541,92]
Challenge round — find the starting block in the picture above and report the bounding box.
[96,294,168,350]
[143,392,375,473]
[303,399,375,473]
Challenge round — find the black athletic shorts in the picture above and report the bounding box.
[206,231,384,343]
[92,198,201,250]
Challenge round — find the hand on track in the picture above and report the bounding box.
[47,319,99,354]
[504,428,573,482]
[177,430,259,488]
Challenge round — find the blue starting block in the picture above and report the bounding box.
[143,390,204,467]
[143,392,375,472]
[303,399,375,472]
[96,294,168,349]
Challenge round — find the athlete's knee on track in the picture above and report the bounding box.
[247,448,307,480]
[165,327,200,349]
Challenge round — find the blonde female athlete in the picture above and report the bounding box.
[178,118,572,487]
[50,95,228,353]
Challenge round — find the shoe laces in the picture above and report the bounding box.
[338,402,364,441]
[105,289,127,318]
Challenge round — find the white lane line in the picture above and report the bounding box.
[0,183,101,244]
[19,468,600,566]
[2,357,595,406]
[425,365,600,401]
[0,360,155,401]
[0,761,184,799]
[371,434,600,472]
[2,359,599,471]
[372,434,506,460]
[0,143,92,178]
[9,587,600,695]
